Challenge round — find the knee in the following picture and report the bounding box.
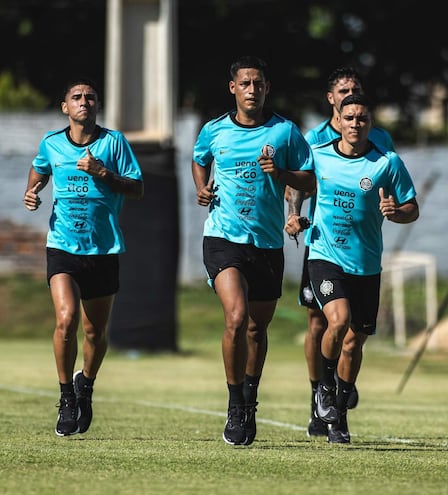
[55,312,78,341]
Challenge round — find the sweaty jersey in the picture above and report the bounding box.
[308,140,416,275]
[32,126,143,255]
[302,119,395,246]
[193,111,313,249]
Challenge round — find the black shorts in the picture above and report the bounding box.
[203,236,284,301]
[308,259,380,335]
[298,246,319,309]
[47,247,119,300]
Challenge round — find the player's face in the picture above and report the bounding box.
[61,84,99,123]
[328,77,363,111]
[337,103,372,145]
[229,68,270,116]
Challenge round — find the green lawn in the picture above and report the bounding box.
[0,275,447,494]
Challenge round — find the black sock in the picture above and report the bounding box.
[321,356,338,388]
[227,382,245,405]
[60,382,75,397]
[243,374,260,404]
[79,372,95,389]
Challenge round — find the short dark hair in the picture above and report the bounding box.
[230,56,269,80]
[327,67,361,91]
[339,93,372,111]
[62,77,100,101]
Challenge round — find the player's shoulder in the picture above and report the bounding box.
[368,126,395,151]
[41,127,67,141]
[305,119,337,146]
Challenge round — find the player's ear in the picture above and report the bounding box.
[265,81,271,95]
[61,101,68,114]
[229,80,236,95]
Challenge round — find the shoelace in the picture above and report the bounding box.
[57,397,78,420]
[228,406,246,426]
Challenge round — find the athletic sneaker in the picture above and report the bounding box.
[347,385,359,410]
[245,402,258,446]
[73,370,93,434]
[315,383,338,423]
[307,411,328,436]
[334,372,359,410]
[307,391,328,436]
[327,411,350,444]
[55,395,80,436]
[223,404,247,445]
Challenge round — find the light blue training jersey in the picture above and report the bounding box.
[193,111,313,249]
[32,126,143,255]
[308,140,417,275]
[302,119,395,246]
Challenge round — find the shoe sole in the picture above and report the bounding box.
[222,432,249,446]
[55,426,80,437]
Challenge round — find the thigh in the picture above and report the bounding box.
[81,295,115,331]
[299,246,319,309]
[348,273,380,335]
[49,272,81,324]
[308,259,350,309]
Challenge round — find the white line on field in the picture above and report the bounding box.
[1,384,447,447]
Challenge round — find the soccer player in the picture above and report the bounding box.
[23,78,144,436]
[285,67,396,438]
[191,55,315,446]
[291,93,418,443]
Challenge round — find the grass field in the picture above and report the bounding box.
[0,275,447,494]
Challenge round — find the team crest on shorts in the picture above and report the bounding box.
[320,279,334,297]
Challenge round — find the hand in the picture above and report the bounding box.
[284,214,309,235]
[77,147,104,176]
[379,187,397,220]
[197,179,216,206]
[23,182,42,211]
[257,145,278,177]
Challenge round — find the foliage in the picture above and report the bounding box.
[0,71,48,110]
[1,1,448,141]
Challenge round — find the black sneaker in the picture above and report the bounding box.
[55,395,80,436]
[334,372,359,410]
[223,404,247,445]
[315,383,338,423]
[327,411,350,444]
[245,402,258,446]
[347,385,359,410]
[307,411,328,436]
[73,370,93,434]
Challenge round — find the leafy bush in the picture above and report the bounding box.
[0,71,49,110]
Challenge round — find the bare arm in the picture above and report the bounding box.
[77,147,144,199]
[257,150,316,193]
[192,160,215,206]
[23,166,50,211]
[379,187,419,224]
[284,186,310,236]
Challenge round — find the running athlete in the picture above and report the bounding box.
[306,93,418,443]
[23,78,144,436]
[191,55,315,446]
[285,67,396,438]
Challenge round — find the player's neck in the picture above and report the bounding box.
[234,109,265,127]
[68,122,98,145]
